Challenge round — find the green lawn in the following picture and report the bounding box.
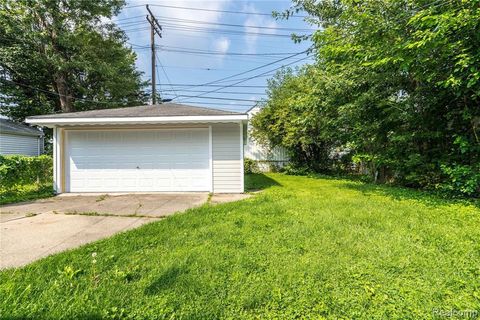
[1,174,479,319]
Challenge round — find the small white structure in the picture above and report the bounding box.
[0,118,44,156]
[244,106,289,171]
[26,104,247,194]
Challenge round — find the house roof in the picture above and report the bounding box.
[0,118,44,136]
[25,103,248,127]
[28,103,244,119]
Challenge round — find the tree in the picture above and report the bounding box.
[0,0,149,121]
[253,0,480,196]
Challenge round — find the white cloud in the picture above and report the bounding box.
[243,3,278,54]
[214,37,230,54]
[117,0,232,73]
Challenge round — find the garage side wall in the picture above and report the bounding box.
[212,123,243,193]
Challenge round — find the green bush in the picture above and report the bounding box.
[244,158,260,174]
[439,164,480,197]
[283,164,311,176]
[0,155,53,190]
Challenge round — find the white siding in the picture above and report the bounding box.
[212,123,243,193]
[0,133,41,156]
[245,106,289,171]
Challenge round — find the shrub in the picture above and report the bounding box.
[438,164,480,197]
[283,164,311,176]
[244,158,260,174]
[0,155,53,190]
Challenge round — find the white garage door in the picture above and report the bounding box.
[66,128,211,192]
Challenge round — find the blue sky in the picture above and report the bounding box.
[114,0,314,112]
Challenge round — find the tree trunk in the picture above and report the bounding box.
[54,72,74,112]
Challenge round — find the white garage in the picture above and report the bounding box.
[26,104,248,193]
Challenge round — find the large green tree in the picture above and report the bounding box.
[0,0,148,121]
[254,0,480,196]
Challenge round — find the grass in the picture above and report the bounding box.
[0,183,54,205]
[1,173,479,319]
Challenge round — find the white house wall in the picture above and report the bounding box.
[0,133,42,156]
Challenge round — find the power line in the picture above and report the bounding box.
[159,89,267,95]
[114,15,145,22]
[180,50,308,89]
[1,78,131,105]
[155,84,270,88]
[154,16,316,31]
[127,42,306,56]
[155,55,178,100]
[2,78,254,110]
[121,24,303,38]
[185,102,252,108]
[178,55,309,103]
[163,94,262,103]
[146,3,309,18]
[117,16,315,32]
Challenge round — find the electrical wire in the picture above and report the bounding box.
[145,3,309,18]
[158,89,267,95]
[153,16,315,32]
[155,55,178,100]
[177,55,310,103]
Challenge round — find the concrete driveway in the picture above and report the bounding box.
[0,193,249,269]
[1,193,209,218]
[0,213,152,269]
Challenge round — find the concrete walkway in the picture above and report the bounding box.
[0,193,250,269]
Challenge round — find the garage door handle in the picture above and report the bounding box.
[136,166,140,169]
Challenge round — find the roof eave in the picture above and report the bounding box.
[1,130,44,137]
[26,115,248,127]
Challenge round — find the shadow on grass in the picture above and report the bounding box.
[144,266,185,295]
[337,180,479,209]
[244,173,281,192]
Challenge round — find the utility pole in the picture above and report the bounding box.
[146,5,162,105]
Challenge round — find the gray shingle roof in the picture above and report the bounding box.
[27,103,245,119]
[0,118,44,136]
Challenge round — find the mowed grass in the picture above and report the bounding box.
[0,183,54,205]
[1,174,479,319]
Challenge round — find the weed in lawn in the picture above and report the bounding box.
[206,192,213,204]
[96,194,108,202]
[0,173,478,319]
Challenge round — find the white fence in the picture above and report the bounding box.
[245,106,289,172]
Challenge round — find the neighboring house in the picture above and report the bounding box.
[244,106,289,171]
[26,104,248,194]
[0,118,44,156]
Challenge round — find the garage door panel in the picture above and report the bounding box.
[66,129,210,192]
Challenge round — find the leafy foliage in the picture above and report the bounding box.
[0,155,52,189]
[0,183,53,205]
[253,0,480,197]
[0,0,149,120]
[0,155,54,204]
[244,158,260,174]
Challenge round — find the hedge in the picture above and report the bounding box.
[0,155,53,190]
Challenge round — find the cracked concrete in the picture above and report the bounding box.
[0,192,250,269]
[1,193,209,218]
[0,212,152,269]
